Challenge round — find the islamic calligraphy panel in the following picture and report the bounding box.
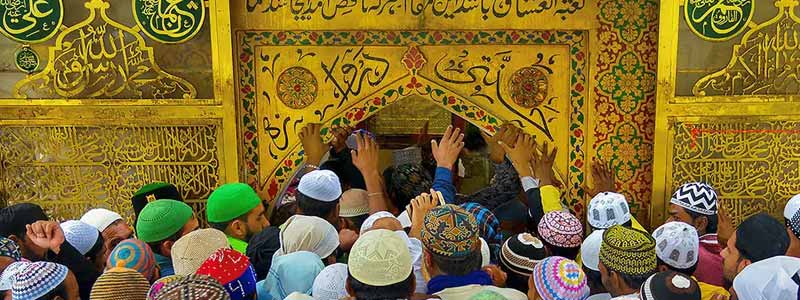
[14,45,38,73]
[0,0,63,43]
[133,0,205,43]
[684,0,753,41]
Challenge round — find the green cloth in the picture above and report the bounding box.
[136,199,193,243]
[228,236,248,254]
[207,183,261,223]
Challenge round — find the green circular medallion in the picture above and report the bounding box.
[0,0,64,43]
[684,0,754,41]
[15,46,39,74]
[133,0,206,43]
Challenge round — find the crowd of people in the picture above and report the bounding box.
[0,123,798,300]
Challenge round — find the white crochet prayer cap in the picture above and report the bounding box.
[348,229,412,287]
[480,237,490,267]
[670,182,718,216]
[279,215,340,259]
[60,220,100,256]
[733,256,800,300]
[312,263,349,300]
[785,194,800,219]
[580,230,604,271]
[359,211,396,234]
[171,228,231,275]
[339,189,370,217]
[652,222,699,269]
[298,170,343,202]
[587,192,631,229]
[284,292,314,300]
[0,261,30,291]
[80,208,123,232]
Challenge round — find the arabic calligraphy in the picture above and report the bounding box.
[15,45,39,73]
[321,46,390,108]
[13,0,196,99]
[0,0,63,43]
[693,0,800,96]
[245,0,584,21]
[684,0,753,41]
[134,0,205,43]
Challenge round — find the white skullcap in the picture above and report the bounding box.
[279,215,340,259]
[312,263,349,300]
[480,237,490,267]
[0,261,30,290]
[785,194,800,220]
[587,192,631,229]
[340,189,369,217]
[284,292,314,300]
[359,211,396,234]
[733,256,800,300]
[349,229,412,286]
[171,228,230,275]
[60,220,100,256]
[397,210,412,228]
[652,222,699,269]
[580,230,604,271]
[298,170,343,202]
[80,208,123,232]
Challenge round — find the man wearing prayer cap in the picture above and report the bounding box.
[297,170,343,228]
[639,271,700,300]
[90,267,151,300]
[312,263,349,300]
[196,248,258,300]
[338,188,370,231]
[731,256,800,300]
[721,213,789,283]
[498,233,547,293]
[60,220,106,272]
[12,261,80,300]
[131,182,183,226]
[598,225,657,300]
[245,227,280,281]
[580,230,611,300]
[207,183,270,253]
[346,229,415,300]
[80,208,133,250]
[153,274,231,300]
[666,182,723,286]
[136,199,200,277]
[784,194,800,257]
[171,228,230,276]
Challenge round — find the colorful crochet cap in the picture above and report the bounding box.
[460,202,503,244]
[136,199,194,243]
[207,183,262,223]
[172,228,230,275]
[587,192,631,229]
[651,222,699,270]
[499,233,547,276]
[12,261,68,300]
[532,256,590,300]
[148,275,184,300]
[106,238,158,282]
[0,236,21,261]
[421,204,480,257]
[0,261,30,291]
[640,271,700,300]
[60,220,101,256]
[349,229,413,286]
[196,248,257,300]
[91,267,151,300]
[670,182,718,216]
[538,211,583,248]
[153,274,231,300]
[600,225,657,276]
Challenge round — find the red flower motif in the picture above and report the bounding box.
[511,32,520,41]
[465,32,474,41]
[576,51,585,61]
[277,32,287,41]
[447,96,456,105]
[406,77,422,89]
[387,32,396,41]
[285,160,293,167]
[346,112,353,119]
[247,161,256,170]
[241,85,252,94]
[575,83,584,92]
[574,203,584,215]
[355,31,365,41]
[267,179,279,197]
[354,109,365,120]
[542,32,551,40]
[476,110,485,118]
[433,32,443,41]
[372,97,382,105]
[402,46,427,70]
[575,159,584,169]
[240,53,250,62]
[244,131,255,140]
[573,129,583,138]
[484,125,496,133]
[309,32,319,41]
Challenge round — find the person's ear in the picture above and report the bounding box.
[161,240,174,257]
[345,277,355,297]
[695,216,709,233]
[658,264,669,272]
[610,270,624,291]
[737,259,752,274]
[229,219,245,237]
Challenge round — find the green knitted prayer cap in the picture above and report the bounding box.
[206,183,261,223]
[136,199,193,243]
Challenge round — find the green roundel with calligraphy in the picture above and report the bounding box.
[132,0,205,44]
[684,0,754,41]
[0,0,64,43]
[14,45,39,73]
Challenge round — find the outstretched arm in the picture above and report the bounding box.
[430,125,464,204]
[352,133,390,214]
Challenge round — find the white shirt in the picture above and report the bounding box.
[587,293,612,300]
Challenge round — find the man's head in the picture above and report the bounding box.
[171,228,230,276]
[12,262,78,300]
[538,211,583,260]
[339,189,370,231]
[245,227,280,282]
[346,229,414,300]
[136,199,199,257]
[80,208,133,250]
[0,237,21,274]
[783,194,800,257]
[598,225,657,296]
[106,239,159,283]
[280,215,340,264]
[131,182,182,226]
[498,233,547,292]
[152,274,229,300]
[667,182,718,235]
[652,222,699,276]
[383,164,432,211]
[207,183,269,242]
[639,271,701,300]
[588,192,632,230]
[297,170,343,226]
[0,203,49,260]
[60,220,105,270]
[731,256,800,300]
[527,256,589,300]
[90,267,151,300]
[196,248,258,300]
[721,213,789,282]
[420,204,482,277]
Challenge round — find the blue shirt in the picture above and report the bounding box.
[433,167,457,204]
[154,253,174,277]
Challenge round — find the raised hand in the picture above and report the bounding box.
[531,140,558,187]
[330,126,353,153]
[351,132,380,175]
[26,220,65,254]
[498,133,535,177]
[431,125,464,170]
[481,124,521,163]
[582,158,615,197]
[299,123,326,166]
[409,190,440,239]
[482,265,508,287]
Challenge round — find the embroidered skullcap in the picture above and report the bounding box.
[736,213,789,263]
[600,225,657,276]
[785,194,800,220]
[311,263,349,300]
[0,236,21,261]
[153,274,231,300]
[385,164,433,209]
[670,182,718,216]
[499,233,547,276]
[148,275,184,300]
[538,211,583,248]
[532,256,590,300]
[652,222,698,269]
[132,182,183,222]
[265,251,325,300]
[298,170,343,202]
[640,271,700,300]
[12,261,68,300]
[81,208,123,232]
[587,192,631,229]
[420,204,480,257]
[91,267,151,300]
[0,203,48,238]
[207,183,262,223]
[0,261,29,291]
[732,256,800,300]
[468,290,509,300]
[279,215,340,259]
[460,202,503,244]
[196,248,258,300]
[349,229,413,286]
[60,220,101,256]
[579,230,604,271]
[171,228,230,275]
[340,189,370,217]
[136,199,194,243]
[246,226,280,281]
[285,292,314,300]
[359,211,396,234]
[107,238,158,282]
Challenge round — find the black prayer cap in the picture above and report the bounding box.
[0,203,48,237]
[735,213,789,263]
[246,226,280,281]
[131,182,183,222]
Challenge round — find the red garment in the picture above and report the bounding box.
[694,234,725,286]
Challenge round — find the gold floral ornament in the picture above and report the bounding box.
[132,0,205,44]
[508,67,548,108]
[13,0,196,99]
[276,67,318,109]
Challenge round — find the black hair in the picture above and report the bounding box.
[37,280,67,300]
[583,265,605,293]
[657,257,697,276]
[345,214,370,231]
[463,124,487,152]
[209,214,249,234]
[146,230,182,257]
[297,192,339,219]
[347,272,415,300]
[542,241,580,260]
[270,201,297,228]
[0,203,48,239]
[504,271,529,293]
[85,234,105,261]
[321,157,366,190]
[428,248,482,276]
[687,209,718,234]
[617,270,653,291]
[735,213,789,263]
[589,219,633,232]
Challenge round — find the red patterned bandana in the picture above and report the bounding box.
[196,248,257,300]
